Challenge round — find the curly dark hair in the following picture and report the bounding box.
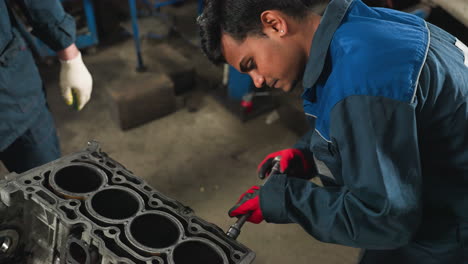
[197,0,329,65]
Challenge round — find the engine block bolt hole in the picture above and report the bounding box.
[69,242,87,263]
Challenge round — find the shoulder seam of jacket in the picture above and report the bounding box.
[315,128,332,143]
[305,113,332,142]
[411,21,431,104]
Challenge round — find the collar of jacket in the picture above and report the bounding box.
[301,0,355,101]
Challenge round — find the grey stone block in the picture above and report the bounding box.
[107,72,176,130]
[143,43,195,95]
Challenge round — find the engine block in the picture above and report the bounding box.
[0,141,255,264]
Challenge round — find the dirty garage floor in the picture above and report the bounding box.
[0,3,360,264]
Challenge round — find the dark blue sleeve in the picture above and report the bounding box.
[260,96,422,249]
[293,129,314,150]
[19,0,76,51]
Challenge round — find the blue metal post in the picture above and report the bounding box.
[81,0,99,46]
[227,65,254,100]
[128,0,147,72]
[198,0,204,14]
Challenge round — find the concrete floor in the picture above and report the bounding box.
[0,2,360,263]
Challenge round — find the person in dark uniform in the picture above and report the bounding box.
[198,0,468,262]
[0,0,92,173]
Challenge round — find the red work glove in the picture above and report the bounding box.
[228,186,263,224]
[257,148,317,180]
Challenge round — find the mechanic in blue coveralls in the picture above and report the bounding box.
[0,0,92,173]
[198,0,468,262]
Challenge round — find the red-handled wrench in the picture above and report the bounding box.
[226,157,281,240]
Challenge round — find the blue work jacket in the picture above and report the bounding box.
[0,0,76,151]
[260,0,468,250]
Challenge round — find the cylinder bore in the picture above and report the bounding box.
[172,240,224,264]
[90,188,140,220]
[53,165,104,194]
[129,213,180,249]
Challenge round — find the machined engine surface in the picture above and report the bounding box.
[0,141,255,264]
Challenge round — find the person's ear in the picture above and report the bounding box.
[260,10,288,37]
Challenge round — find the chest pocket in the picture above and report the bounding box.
[310,130,342,185]
[0,30,43,114]
[0,32,24,68]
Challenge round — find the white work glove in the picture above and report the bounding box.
[59,52,93,110]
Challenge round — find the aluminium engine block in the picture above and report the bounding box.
[0,141,255,264]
